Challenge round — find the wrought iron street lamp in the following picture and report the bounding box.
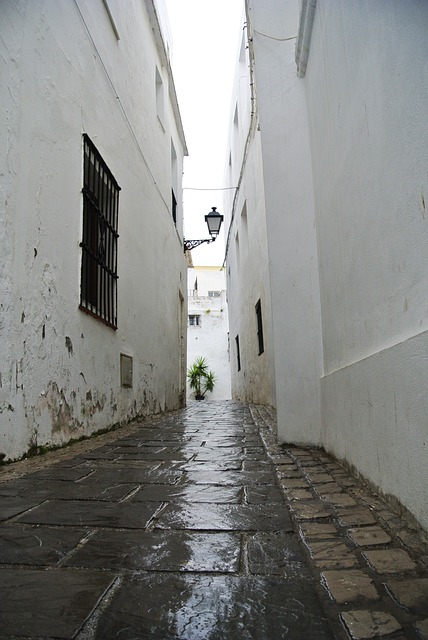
[183,207,224,252]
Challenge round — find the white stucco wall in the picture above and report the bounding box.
[307,0,428,374]
[0,0,187,460]
[226,0,428,530]
[248,0,323,444]
[304,0,428,529]
[224,19,276,407]
[322,331,428,530]
[187,267,231,401]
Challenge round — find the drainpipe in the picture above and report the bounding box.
[295,0,317,78]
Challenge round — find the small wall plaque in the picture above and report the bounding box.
[120,354,133,388]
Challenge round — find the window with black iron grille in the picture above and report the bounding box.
[80,134,120,329]
[235,334,241,371]
[255,299,264,355]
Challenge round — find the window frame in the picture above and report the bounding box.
[188,314,201,327]
[79,134,120,329]
[172,189,177,225]
[235,334,241,372]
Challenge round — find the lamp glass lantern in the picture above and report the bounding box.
[205,207,223,238]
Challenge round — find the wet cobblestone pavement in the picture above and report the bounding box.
[0,401,427,639]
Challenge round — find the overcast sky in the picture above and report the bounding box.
[164,0,244,266]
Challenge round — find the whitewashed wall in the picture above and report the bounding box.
[0,0,187,460]
[224,22,276,407]
[305,0,428,529]
[187,267,231,401]
[248,0,323,444]
[228,0,428,530]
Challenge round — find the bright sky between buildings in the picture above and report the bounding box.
[164,0,244,266]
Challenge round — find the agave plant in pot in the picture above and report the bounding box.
[187,356,216,400]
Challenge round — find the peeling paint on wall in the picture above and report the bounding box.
[36,381,80,437]
[0,402,15,413]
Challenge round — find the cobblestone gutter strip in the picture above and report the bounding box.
[251,403,428,640]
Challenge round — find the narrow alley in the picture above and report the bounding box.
[0,401,426,639]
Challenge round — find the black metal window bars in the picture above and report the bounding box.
[80,134,120,329]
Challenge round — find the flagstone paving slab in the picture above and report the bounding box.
[65,530,241,573]
[287,488,314,500]
[306,540,359,570]
[16,499,163,529]
[30,466,95,481]
[321,493,358,508]
[6,478,140,502]
[182,469,276,486]
[0,568,114,638]
[385,578,428,614]
[306,473,336,484]
[245,485,285,503]
[247,531,313,578]
[289,500,332,520]
[93,573,334,640]
[190,450,245,462]
[274,457,296,465]
[134,483,241,503]
[321,570,380,604]
[0,524,89,566]
[85,466,183,484]
[341,610,402,639]
[181,460,242,471]
[337,508,377,527]
[348,526,392,547]
[316,482,344,494]
[279,477,311,489]
[0,496,42,521]
[299,523,339,540]
[154,503,293,531]
[363,548,418,573]
[277,468,304,478]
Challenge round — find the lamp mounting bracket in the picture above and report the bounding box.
[183,238,215,252]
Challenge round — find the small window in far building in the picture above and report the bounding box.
[189,315,201,327]
[255,299,264,355]
[171,189,177,225]
[208,291,221,297]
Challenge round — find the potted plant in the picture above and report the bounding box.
[187,356,216,400]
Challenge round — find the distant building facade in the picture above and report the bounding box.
[187,267,231,400]
[225,0,428,530]
[0,0,188,460]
